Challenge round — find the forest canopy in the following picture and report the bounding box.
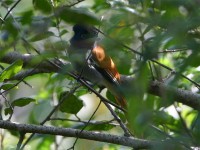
[0,0,200,149]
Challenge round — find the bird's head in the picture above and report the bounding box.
[70,24,98,49]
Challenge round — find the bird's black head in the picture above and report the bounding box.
[70,24,98,49]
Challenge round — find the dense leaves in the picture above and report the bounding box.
[0,0,200,149]
[56,7,100,25]
[33,0,52,14]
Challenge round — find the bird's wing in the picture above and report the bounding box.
[91,45,127,108]
[91,45,120,82]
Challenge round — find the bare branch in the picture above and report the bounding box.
[9,69,50,80]
[121,75,200,110]
[0,52,60,72]
[148,80,200,110]
[0,120,152,149]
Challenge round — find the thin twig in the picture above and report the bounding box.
[3,0,22,21]
[151,125,192,150]
[191,112,200,131]
[64,0,85,7]
[0,63,42,95]
[157,48,189,53]
[0,17,4,26]
[173,104,194,139]
[0,94,14,121]
[151,59,200,89]
[68,74,131,136]
[16,132,25,150]
[69,101,102,149]
[74,74,126,112]
[50,0,68,55]
[103,101,131,136]
[148,61,155,81]
[20,85,80,150]
[97,29,200,89]
[0,129,4,150]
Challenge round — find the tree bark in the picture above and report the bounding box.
[0,120,152,149]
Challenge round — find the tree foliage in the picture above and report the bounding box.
[0,0,200,149]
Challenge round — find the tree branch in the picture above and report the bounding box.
[148,81,200,110]
[0,52,60,72]
[1,52,200,110]
[0,120,152,149]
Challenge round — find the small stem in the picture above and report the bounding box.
[16,132,25,150]
[3,0,22,21]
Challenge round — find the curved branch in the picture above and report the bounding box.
[1,52,200,110]
[120,77,200,110]
[1,52,60,72]
[0,120,152,149]
[148,81,200,110]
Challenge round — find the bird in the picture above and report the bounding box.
[69,24,127,108]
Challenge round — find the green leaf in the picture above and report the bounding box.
[0,60,23,82]
[192,113,200,140]
[116,109,126,122]
[56,7,99,25]
[186,53,200,67]
[153,111,176,125]
[29,31,54,42]
[59,92,84,114]
[106,90,116,104]
[11,97,36,107]
[0,82,16,90]
[20,10,33,25]
[75,87,90,97]
[92,0,110,12]
[33,0,52,14]
[3,19,18,38]
[8,130,18,137]
[36,136,54,150]
[4,0,15,5]
[59,29,68,37]
[4,107,13,115]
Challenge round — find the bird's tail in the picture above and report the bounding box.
[115,96,127,109]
